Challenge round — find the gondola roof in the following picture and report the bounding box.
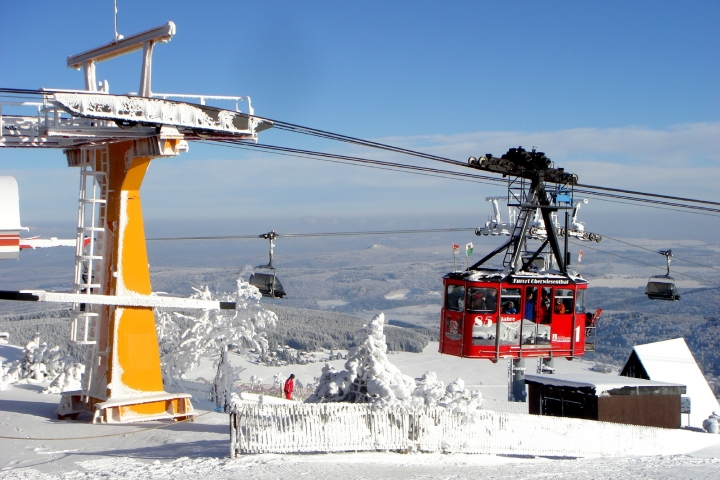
[444,268,588,285]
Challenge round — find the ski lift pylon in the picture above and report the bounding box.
[645,249,680,301]
[249,230,287,298]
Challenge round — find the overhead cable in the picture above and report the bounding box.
[2,87,717,210]
[148,227,476,242]
[599,235,720,273]
[256,114,720,208]
[568,239,718,286]
[212,140,720,215]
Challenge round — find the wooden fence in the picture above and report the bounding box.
[231,403,719,457]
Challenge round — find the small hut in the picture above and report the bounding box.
[525,373,686,429]
[621,338,720,429]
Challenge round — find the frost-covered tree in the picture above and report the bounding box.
[0,333,82,393]
[156,274,278,409]
[43,362,85,394]
[306,313,483,416]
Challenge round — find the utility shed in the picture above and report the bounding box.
[525,373,686,429]
[621,337,720,429]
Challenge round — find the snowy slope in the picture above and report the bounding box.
[0,381,718,480]
[1,346,719,478]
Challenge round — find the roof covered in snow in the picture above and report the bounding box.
[448,269,588,285]
[524,373,686,396]
[622,338,720,428]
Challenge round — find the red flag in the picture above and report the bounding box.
[452,244,459,255]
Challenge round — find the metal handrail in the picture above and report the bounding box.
[152,93,253,114]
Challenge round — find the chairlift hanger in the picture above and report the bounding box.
[646,250,681,301]
[248,230,287,298]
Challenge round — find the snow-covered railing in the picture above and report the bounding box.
[480,398,529,414]
[152,93,253,114]
[166,379,215,404]
[231,403,719,457]
[235,382,315,401]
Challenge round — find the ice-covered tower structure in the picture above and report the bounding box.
[0,22,271,423]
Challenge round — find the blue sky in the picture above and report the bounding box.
[1,1,718,245]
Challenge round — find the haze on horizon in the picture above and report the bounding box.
[1,1,717,246]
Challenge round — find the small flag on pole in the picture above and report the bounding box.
[466,242,474,257]
[453,244,460,255]
[578,250,584,263]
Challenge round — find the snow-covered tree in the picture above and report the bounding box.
[156,273,278,409]
[43,362,85,394]
[249,375,265,385]
[306,313,483,416]
[0,333,82,393]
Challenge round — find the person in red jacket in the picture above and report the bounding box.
[284,374,295,400]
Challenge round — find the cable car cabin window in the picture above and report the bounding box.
[467,287,497,313]
[521,286,550,346]
[501,288,521,314]
[647,282,674,295]
[554,289,574,315]
[524,287,538,321]
[539,287,553,324]
[575,289,586,314]
[446,285,465,312]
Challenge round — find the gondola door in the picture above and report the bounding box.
[465,283,500,358]
[518,286,551,352]
[441,281,465,356]
[550,287,577,357]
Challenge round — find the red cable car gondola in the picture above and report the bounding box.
[440,270,589,360]
[440,147,599,363]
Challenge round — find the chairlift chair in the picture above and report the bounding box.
[248,230,287,298]
[645,250,680,301]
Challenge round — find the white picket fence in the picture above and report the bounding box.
[480,399,529,414]
[167,379,215,404]
[231,403,719,457]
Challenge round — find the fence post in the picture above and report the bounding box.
[229,412,237,458]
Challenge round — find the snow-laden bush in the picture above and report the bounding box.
[305,313,482,417]
[0,333,81,393]
[43,362,85,394]
[703,411,720,434]
[156,274,277,409]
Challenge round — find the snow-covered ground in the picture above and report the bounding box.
[2,337,719,478]
[1,380,719,480]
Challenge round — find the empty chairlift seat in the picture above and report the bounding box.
[645,250,680,301]
[249,230,287,298]
[249,271,286,298]
[646,276,680,301]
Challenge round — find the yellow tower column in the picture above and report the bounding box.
[90,138,193,423]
